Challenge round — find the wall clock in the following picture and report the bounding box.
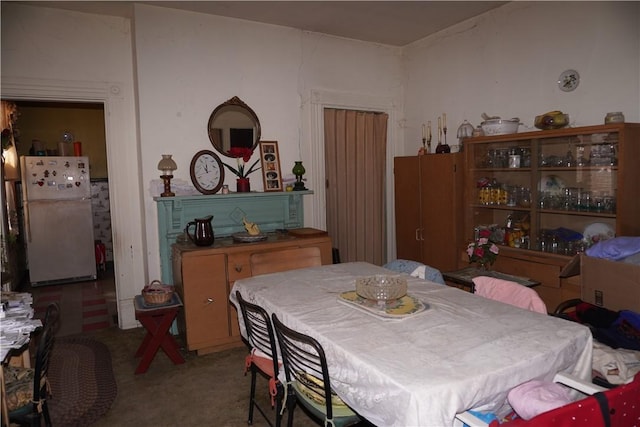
[190,150,225,194]
[557,69,580,92]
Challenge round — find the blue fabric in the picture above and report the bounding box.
[382,259,446,285]
[463,410,498,427]
[586,236,640,261]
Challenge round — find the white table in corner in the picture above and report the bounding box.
[230,262,592,427]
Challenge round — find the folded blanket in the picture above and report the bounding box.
[472,276,547,314]
[586,236,640,261]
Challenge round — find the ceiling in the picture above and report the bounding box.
[17,1,508,46]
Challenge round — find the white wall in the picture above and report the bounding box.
[133,4,404,279]
[1,3,146,329]
[402,1,640,154]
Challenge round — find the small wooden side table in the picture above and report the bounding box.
[133,294,185,374]
[442,267,541,293]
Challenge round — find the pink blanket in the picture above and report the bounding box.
[472,276,547,314]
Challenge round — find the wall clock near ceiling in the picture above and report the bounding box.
[558,69,580,92]
[190,150,225,194]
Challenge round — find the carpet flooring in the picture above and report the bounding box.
[85,327,371,427]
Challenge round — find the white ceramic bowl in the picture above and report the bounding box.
[356,275,407,301]
[481,119,521,136]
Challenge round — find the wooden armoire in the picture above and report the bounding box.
[393,153,464,273]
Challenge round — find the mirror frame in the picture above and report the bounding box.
[207,96,261,158]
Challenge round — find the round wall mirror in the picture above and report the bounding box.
[207,96,261,157]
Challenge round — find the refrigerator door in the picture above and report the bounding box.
[21,156,91,200]
[24,198,97,286]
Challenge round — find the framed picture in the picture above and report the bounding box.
[259,141,283,192]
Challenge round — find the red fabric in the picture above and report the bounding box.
[244,351,281,407]
[498,374,640,426]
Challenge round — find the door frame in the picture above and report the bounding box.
[308,89,401,263]
[1,76,147,329]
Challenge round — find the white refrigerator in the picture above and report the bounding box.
[20,156,97,286]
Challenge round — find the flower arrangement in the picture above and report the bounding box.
[224,147,261,179]
[467,229,499,268]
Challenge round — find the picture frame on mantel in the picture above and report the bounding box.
[259,141,283,192]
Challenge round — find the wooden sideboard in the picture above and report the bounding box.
[155,191,313,284]
[171,233,332,355]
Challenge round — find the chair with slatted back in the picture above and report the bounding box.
[250,246,322,276]
[6,302,59,427]
[271,313,363,427]
[236,291,282,426]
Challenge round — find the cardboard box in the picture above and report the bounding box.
[581,254,640,312]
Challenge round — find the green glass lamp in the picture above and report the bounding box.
[292,161,307,191]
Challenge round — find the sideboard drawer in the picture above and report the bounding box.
[227,253,251,281]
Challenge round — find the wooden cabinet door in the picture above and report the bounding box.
[419,153,464,272]
[181,253,229,350]
[393,157,422,261]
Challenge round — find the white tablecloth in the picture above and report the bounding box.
[230,262,592,427]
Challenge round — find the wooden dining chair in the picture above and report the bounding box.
[250,246,322,276]
[6,302,59,427]
[235,291,283,427]
[271,313,363,427]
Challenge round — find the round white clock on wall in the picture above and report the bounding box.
[190,150,225,194]
[558,69,580,92]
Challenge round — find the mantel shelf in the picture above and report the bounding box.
[155,190,314,282]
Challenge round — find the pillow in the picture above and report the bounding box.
[383,259,445,285]
[507,380,573,420]
[4,365,35,412]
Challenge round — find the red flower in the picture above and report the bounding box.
[228,147,253,163]
[478,229,492,239]
[224,147,261,178]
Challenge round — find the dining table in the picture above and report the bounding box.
[229,262,593,427]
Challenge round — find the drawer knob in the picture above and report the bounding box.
[235,264,243,273]
[205,298,214,305]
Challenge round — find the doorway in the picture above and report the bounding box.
[323,108,388,265]
[2,99,117,326]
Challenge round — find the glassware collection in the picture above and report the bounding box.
[467,126,628,259]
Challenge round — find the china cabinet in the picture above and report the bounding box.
[171,234,332,355]
[463,123,640,309]
[394,153,464,272]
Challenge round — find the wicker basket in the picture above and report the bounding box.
[142,280,174,305]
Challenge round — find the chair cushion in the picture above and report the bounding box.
[4,365,35,412]
[293,373,359,424]
[295,372,348,408]
[507,380,573,420]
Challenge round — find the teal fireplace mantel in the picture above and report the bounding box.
[154,191,313,283]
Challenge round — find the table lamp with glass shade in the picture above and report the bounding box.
[292,161,307,191]
[158,154,177,197]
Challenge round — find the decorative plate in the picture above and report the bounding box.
[538,174,565,196]
[338,291,427,319]
[232,232,268,243]
[583,222,615,245]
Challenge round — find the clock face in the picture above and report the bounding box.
[190,150,224,194]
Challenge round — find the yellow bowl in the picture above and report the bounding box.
[535,113,569,130]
